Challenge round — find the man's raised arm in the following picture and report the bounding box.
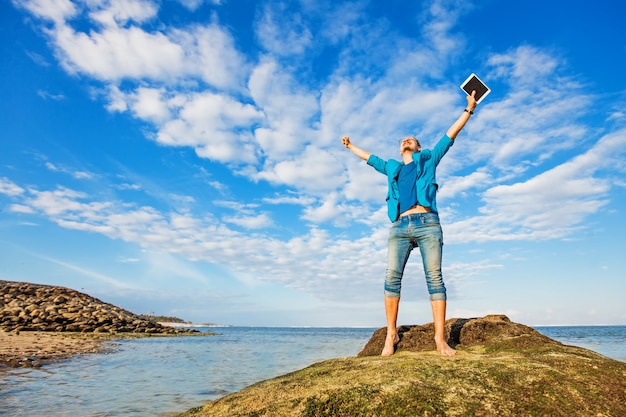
[446,90,478,139]
[341,136,371,161]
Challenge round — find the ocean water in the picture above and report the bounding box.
[0,325,624,417]
[0,327,375,417]
[534,325,626,363]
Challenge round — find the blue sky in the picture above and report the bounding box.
[1,0,625,327]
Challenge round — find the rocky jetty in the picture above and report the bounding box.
[0,280,194,334]
[179,315,626,417]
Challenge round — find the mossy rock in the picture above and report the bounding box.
[178,315,626,417]
[358,315,559,357]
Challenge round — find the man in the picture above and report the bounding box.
[342,91,477,356]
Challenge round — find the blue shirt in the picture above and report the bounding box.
[366,134,454,222]
[398,161,418,213]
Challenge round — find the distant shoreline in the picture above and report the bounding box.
[157,322,228,328]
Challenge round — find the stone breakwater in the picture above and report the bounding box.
[0,280,194,334]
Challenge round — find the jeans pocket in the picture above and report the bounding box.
[420,213,440,225]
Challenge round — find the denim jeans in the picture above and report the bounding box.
[384,212,447,301]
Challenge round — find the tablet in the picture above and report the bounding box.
[460,73,490,104]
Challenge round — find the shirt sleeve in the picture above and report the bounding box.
[366,154,389,175]
[430,134,454,165]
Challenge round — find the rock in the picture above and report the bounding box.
[357,314,556,356]
[178,315,626,417]
[53,295,68,304]
[0,280,196,335]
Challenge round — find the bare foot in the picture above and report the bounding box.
[435,338,456,356]
[381,332,400,357]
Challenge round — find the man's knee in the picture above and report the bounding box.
[384,289,401,298]
[424,271,446,301]
[429,291,447,301]
[384,269,402,297]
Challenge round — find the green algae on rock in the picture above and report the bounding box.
[178,315,626,417]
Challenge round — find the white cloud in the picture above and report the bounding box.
[156,91,263,163]
[262,192,316,206]
[37,90,65,100]
[0,178,25,196]
[117,256,141,263]
[116,182,141,191]
[129,87,171,123]
[105,84,128,111]
[248,58,320,156]
[45,161,94,180]
[216,200,276,229]
[4,180,387,300]
[223,212,274,229]
[300,192,344,224]
[14,0,78,24]
[9,204,35,214]
[73,171,94,180]
[608,111,626,122]
[173,24,250,90]
[39,2,247,90]
[255,4,312,56]
[255,145,344,192]
[341,160,387,203]
[438,169,493,200]
[88,0,158,27]
[27,187,110,217]
[445,128,626,243]
[419,0,469,61]
[176,0,204,11]
[45,161,59,171]
[54,25,186,81]
[26,50,51,67]
[488,45,560,84]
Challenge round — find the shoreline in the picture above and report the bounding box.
[0,329,215,369]
[0,330,114,368]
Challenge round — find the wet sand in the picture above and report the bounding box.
[0,330,113,368]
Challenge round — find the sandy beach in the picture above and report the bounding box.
[0,330,113,368]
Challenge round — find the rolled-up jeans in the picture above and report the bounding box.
[384,212,447,301]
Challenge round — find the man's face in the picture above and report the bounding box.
[400,137,420,153]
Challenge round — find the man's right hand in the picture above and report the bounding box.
[341,135,371,161]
